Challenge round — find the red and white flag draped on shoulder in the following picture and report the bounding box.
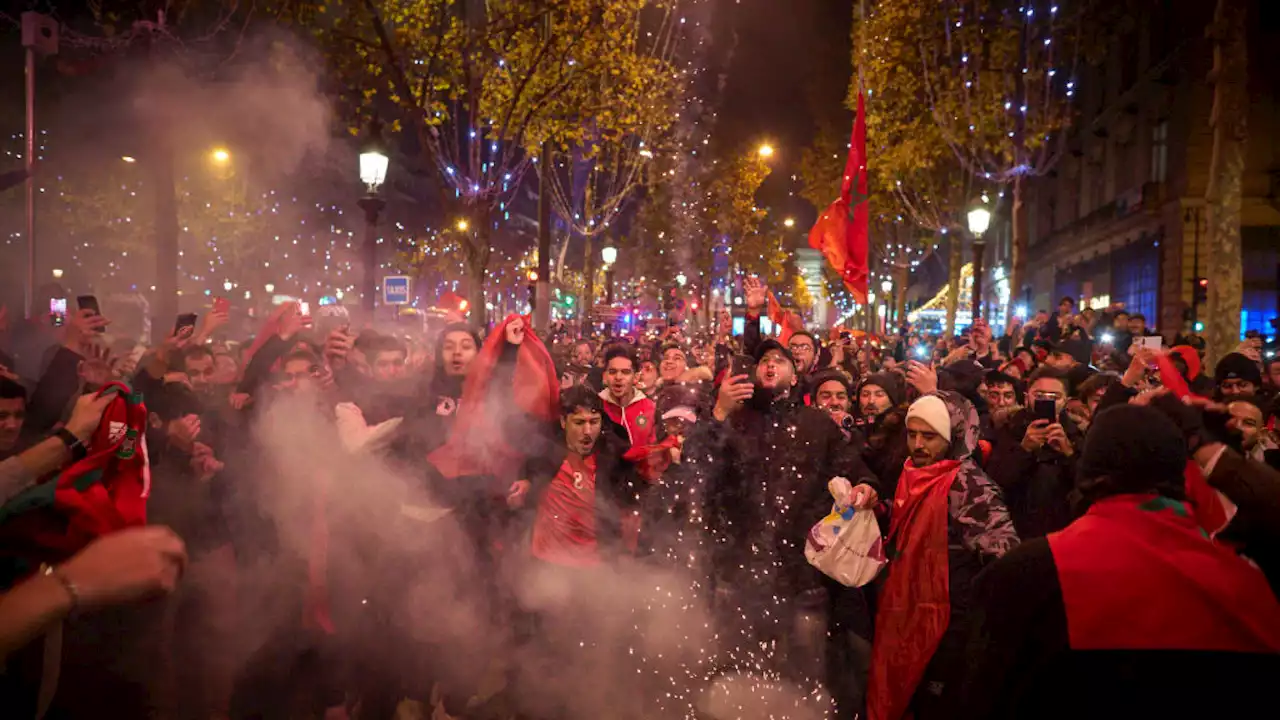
[427,314,560,483]
[808,89,870,304]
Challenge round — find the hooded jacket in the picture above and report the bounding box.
[868,391,1019,720]
[599,387,657,448]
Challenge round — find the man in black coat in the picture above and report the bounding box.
[691,339,878,707]
[985,366,1084,539]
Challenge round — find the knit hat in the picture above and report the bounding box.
[1214,352,1262,387]
[1076,404,1187,505]
[939,359,986,396]
[906,395,951,440]
[810,369,853,397]
[858,371,905,407]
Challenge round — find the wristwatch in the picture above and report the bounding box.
[55,428,88,462]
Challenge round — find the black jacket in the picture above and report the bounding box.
[985,409,1083,539]
[691,392,876,598]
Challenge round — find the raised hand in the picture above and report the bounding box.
[743,276,767,313]
[505,316,526,346]
[64,309,109,356]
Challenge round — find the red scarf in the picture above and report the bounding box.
[427,315,559,482]
[1050,493,1280,652]
[868,458,961,720]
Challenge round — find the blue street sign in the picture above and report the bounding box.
[383,276,411,305]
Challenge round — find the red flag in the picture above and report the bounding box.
[808,90,869,303]
[767,291,786,327]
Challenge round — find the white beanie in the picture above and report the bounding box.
[906,395,951,440]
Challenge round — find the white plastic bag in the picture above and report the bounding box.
[804,480,886,587]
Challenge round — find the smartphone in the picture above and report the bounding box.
[315,305,351,339]
[1033,399,1057,424]
[299,301,311,317]
[1135,336,1163,353]
[213,297,230,315]
[730,353,755,379]
[49,297,67,327]
[174,313,198,337]
[76,295,105,333]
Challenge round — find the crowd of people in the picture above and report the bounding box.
[0,279,1278,720]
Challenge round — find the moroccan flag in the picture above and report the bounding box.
[809,90,870,303]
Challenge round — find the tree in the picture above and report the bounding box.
[295,0,676,324]
[540,3,685,241]
[697,149,772,316]
[1202,0,1247,365]
[866,0,1084,328]
[34,1,289,323]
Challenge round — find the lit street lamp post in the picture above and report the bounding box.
[881,278,894,328]
[358,118,389,317]
[602,244,618,335]
[967,198,992,323]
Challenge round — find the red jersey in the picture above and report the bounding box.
[531,454,600,567]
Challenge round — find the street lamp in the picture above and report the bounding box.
[676,272,687,287]
[456,219,470,233]
[757,143,775,159]
[51,268,63,279]
[210,147,231,165]
[967,196,992,321]
[602,244,618,334]
[121,156,136,164]
[358,116,389,316]
[784,217,796,228]
[223,280,233,293]
[264,283,275,294]
[881,278,894,327]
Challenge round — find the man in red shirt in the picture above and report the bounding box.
[598,345,656,448]
[509,385,640,566]
[507,386,642,717]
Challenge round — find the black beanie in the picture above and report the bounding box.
[1214,352,1262,387]
[810,369,853,396]
[858,371,905,407]
[1076,404,1187,506]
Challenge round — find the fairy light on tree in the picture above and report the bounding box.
[541,3,686,283]
[904,0,1083,328]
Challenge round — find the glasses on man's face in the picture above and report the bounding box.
[1030,390,1062,401]
[788,343,814,355]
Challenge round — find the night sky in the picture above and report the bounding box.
[714,0,853,221]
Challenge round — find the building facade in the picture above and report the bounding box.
[1023,0,1280,338]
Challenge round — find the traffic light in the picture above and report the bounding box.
[1193,277,1208,305]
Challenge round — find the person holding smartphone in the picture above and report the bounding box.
[985,366,1084,539]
